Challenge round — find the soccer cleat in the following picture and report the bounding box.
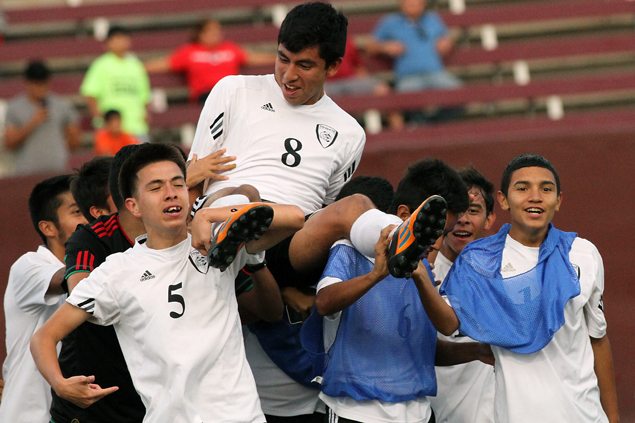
[387,195,447,279]
[207,203,274,271]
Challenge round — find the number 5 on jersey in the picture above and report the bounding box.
[168,282,185,318]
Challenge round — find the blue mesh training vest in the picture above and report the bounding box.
[441,224,580,354]
[303,242,437,402]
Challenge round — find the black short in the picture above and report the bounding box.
[265,212,324,290]
[265,233,324,290]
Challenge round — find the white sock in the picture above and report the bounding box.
[207,194,251,238]
[208,194,251,209]
[350,209,402,257]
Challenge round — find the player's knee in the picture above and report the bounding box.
[235,184,261,202]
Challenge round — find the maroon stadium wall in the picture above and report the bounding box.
[1,131,633,418]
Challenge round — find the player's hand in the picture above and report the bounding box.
[186,150,236,188]
[281,287,315,322]
[190,210,214,254]
[412,260,433,286]
[477,343,495,366]
[371,225,395,280]
[382,41,406,57]
[55,375,118,409]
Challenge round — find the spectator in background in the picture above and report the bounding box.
[93,110,139,157]
[81,26,151,142]
[4,61,81,175]
[145,18,275,103]
[325,38,404,129]
[367,0,462,122]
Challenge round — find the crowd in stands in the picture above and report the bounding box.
[0,2,621,423]
[1,0,460,177]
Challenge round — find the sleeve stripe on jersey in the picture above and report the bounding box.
[343,161,357,183]
[209,112,224,140]
[75,251,96,272]
[76,298,95,313]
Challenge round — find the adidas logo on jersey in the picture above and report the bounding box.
[140,270,155,281]
[501,262,516,273]
[261,103,275,112]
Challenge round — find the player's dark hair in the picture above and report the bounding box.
[106,25,130,39]
[104,109,121,122]
[390,158,469,215]
[25,60,51,81]
[119,143,187,201]
[278,2,348,69]
[500,153,560,196]
[71,156,114,221]
[336,176,394,213]
[458,166,495,215]
[29,174,74,244]
[109,144,144,210]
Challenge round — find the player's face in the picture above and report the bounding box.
[498,166,562,246]
[275,44,341,106]
[55,192,88,244]
[128,161,189,237]
[443,187,494,256]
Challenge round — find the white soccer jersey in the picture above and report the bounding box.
[492,236,608,423]
[431,251,495,423]
[68,235,266,423]
[243,327,324,417]
[0,246,65,422]
[189,74,366,215]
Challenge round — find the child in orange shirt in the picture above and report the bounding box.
[94,110,140,156]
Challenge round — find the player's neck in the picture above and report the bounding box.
[118,209,146,241]
[145,225,188,250]
[507,224,548,248]
[45,238,66,263]
[439,242,457,263]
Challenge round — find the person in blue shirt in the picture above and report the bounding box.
[368,0,463,122]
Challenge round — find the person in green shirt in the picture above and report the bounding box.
[81,26,151,141]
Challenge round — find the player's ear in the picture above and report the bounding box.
[555,191,562,212]
[326,58,343,78]
[90,205,109,219]
[125,197,141,218]
[484,211,496,230]
[396,204,411,222]
[38,220,58,238]
[496,191,509,211]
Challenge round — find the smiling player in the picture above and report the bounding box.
[416,154,620,423]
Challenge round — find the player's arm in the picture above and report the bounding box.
[591,334,620,422]
[66,273,89,294]
[282,286,315,322]
[30,303,119,408]
[237,267,284,324]
[46,268,67,296]
[435,338,494,366]
[190,203,304,254]
[315,225,393,316]
[411,261,460,336]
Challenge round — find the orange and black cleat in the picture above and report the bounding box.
[387,195,447,279]
[207,203,274,271]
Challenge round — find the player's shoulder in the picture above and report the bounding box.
[321,96,365,135]
[570,236,601,260]
[217,74,268,90]
[69,214,120,243]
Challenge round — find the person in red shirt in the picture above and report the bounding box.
[93,110,140,157]
[146,19,275,103]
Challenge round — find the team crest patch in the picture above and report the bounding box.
[189,250,209,273]
[316,124,338,149]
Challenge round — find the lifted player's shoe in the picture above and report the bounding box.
[207,203,274,271]
[387,195,447,279]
